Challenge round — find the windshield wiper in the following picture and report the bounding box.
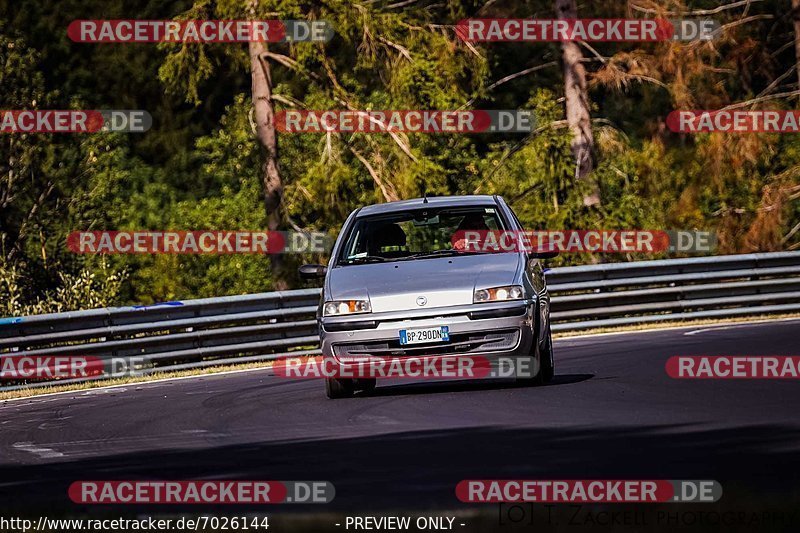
[344,255,387,264]
[400,249,488,260]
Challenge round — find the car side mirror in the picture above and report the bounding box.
[299,264,328,280]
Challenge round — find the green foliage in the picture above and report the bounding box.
[0,258,127,315]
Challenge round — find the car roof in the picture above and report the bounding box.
[356,195,500,217]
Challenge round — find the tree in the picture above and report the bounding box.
[793,0,800,89]
[4,0,799,310]
[249,17,287,290]
[0,30,128,311]
[555,0,600,207]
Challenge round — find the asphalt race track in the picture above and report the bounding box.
[1,319,799,530]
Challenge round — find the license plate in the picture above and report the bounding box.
[399,326,450,345]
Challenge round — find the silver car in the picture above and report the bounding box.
[299,195,556,398]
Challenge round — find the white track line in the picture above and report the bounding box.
[0,366,275,407]
[556,316,800,341]
[12,441,64,459]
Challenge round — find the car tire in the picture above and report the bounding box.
[517,322,555,386]
[536,323,555,384]
[325,377,355,399]
[357,378,377,394]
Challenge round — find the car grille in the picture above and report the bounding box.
[333,329,520,359]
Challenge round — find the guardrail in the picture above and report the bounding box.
[2,251,799,390]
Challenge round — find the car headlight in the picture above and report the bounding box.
[474,285,524,303]
[323,300,372,316]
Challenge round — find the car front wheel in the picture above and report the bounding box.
[517,322,554,386]
[536,323,555,384]
[325,377,355,399]
[356,378,377,394]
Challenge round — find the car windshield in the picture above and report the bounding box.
[338,206,507,265]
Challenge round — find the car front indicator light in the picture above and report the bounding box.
[323,300,372,316]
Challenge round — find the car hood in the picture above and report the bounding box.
[326,253,522,313]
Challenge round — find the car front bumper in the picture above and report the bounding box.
[319,300,537,366]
